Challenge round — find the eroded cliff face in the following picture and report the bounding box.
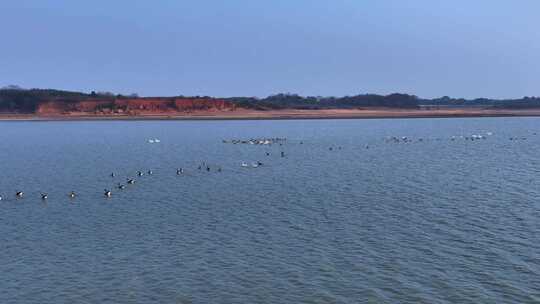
[35,98,236,115]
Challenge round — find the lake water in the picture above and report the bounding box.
[1,118,539,303]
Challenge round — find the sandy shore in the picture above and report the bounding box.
[2,108,540,121]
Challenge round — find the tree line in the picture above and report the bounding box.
[1,86,539,113]
[224,93,420,110]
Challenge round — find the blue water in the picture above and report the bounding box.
[1,118,539,303]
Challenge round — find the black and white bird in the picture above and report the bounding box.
[104,189,112,197]
[16,191,23,198]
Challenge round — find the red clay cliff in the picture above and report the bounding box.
[36,98,236,116]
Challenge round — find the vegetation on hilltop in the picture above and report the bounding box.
[423,96,540,108]
[225,93,420,110]
[0,87,108,112]
[1,86,539,113]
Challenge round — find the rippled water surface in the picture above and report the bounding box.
[1,118,540,303]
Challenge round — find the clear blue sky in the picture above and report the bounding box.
[1,0,539,99]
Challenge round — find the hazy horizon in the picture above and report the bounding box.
[1,0,538,99]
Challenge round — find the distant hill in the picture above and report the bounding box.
[420,96,540,108]
[226,93,419,110]
[0,88,234,114]
[1,87,539,114]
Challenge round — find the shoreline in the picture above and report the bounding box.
[2,108,540,121]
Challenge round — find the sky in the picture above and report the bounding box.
[1,0,539,99]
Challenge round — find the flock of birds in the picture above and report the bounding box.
[0,137,290,202]
[222,137,287,145]
[0,166,226,202]
[2,131,536,203]
[380,131,539,144]
[229,138,288,168]
[1,190,75,202]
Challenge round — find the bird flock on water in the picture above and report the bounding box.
[2,131,536,202]
[0,137,290,202]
